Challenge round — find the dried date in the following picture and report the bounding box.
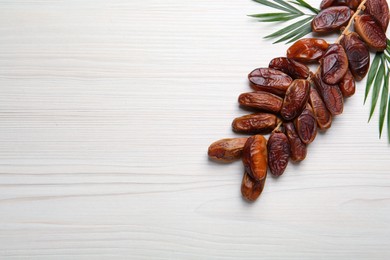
[340,32,370,81]
[338,70,355,97]
[232,113,280,134]
[284,122,307,162]
[294,104,317,144]
[267,131,290,176]
[280,79,310,121]
[287,38,329,63]
[269,57,310,79]
[208,138,248,163]
[241,171,266,202]
[242,135,268,181]
[320,0,360,10]
[313,73,344,116]
[238,91,283,113]
[321,44,349,85]
[309,84,332,130]
[312,6,354,33]
[365,0,389,31]
[248,68,293,96]
[354,14,387,51]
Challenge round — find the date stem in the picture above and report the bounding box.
[336,0,367,43]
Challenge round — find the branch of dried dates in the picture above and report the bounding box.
[208,0,390,202]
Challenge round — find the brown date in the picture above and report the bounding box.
[280,79,310,121]
[312,6,354,33]
[313,73,344,116]
[208,138,248,163]
[340,32,370,81]
[321,44,349,85]
[267,131,290,176]
[309,84,332,130]
[354,14,387,51]
[294,104,317,144]
[242,135,268,181]
[238,91,283,113]
[338,70,355,98]
[232,113,280,134]
[241,171,266,202]
[284,122,307,162]
[269,57,310,79]
[365,0,389,31]
[248,68,293,96]
[287,38,329,63]
[320,0,360,10]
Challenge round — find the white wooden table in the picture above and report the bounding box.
[1,0,390,259]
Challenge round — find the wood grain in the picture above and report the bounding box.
[0,0,390,259]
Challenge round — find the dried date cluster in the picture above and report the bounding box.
[208,0,389,202]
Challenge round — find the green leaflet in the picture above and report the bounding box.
[264,16,313,39]
[289,0,319,14]
[379,66,389,137]
[369,55,385,121]
[365,53,381,104]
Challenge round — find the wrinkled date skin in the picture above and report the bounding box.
[309,85,332,129]
[338,70,356,97]
[365,0,389,31]
[269,57,310,79]
[241,171,266,202]
[280,79,310,121]
[284,122,307,162]
[208,138,248,163]
[242,135,268,181]
[248,68,293,96]
[238,91,283,113]
[267,131,290,176]
[232,113,280,134]
[340,32,370,81]
[354,14,387,51]
[320,0,361,10]
[312,6,354,33]
[313,73,344,116]
[321,44,349,85]
[294,104,318,144]
[287,38,329,63]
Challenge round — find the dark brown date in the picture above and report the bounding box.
[338,70,355,97]
[313,73,344,116]
[354,14,387,51]
[232,113,280,134]
[280,79,310,121]
[238,91,283,113]
[321,44,349,85]
[309,84,332,130]
[269,57,310,79]
[287,38,329,63]
[340,32,370,81]
[208,138,248,163]
[267,131,290,176]
[242,135,268,181]
[312,6,354,33]
[284,122,307,162]
[365,0,389,31]
[248,68,293,96]
[320,0,360,10]
[241,171,266,202]
[294,104,317,144]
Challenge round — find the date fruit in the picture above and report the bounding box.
[241,171,266,202]
[284,122,307,162]
[208,138,248,162]
[309,85,332,130]
[269,57,310,79]
[312,6,354,33]
[248,68,293,96]
[232,113,280,134]
[340,32,370,81]
[287,38,329,63]
[238,91,283,113]
[242,135,268,181]
[294,104,317,144]
[338,70,355,97]
[313,73,344,116]
[320,0,361,10]
[321,44,349,85]
[280,79,310,121]
[354,14,387,51]
[267,131,290,176]
[365,0,389,31]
